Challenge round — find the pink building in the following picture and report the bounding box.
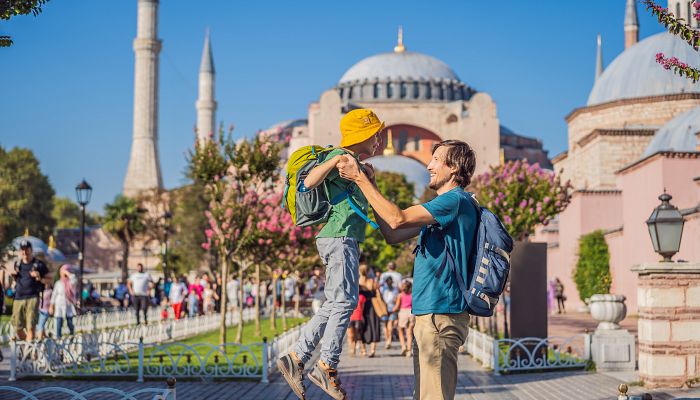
[535,0,700,313]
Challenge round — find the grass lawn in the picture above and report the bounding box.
[73,316,308,378]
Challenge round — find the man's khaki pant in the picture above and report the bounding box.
[413,310,470,400]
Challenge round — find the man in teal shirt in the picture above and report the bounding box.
[337,139,478,400]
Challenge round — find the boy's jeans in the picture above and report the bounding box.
[293,237,359,369]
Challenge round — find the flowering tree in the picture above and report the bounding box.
[192,129,281,344]
[470,160,572,241]
[643,0,700,81]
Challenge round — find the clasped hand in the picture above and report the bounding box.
[337,155,374,182]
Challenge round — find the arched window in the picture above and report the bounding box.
[676,2,681,18]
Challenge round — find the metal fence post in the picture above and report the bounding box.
[8,339,17,381]
[261,337,269,384]
[137,337,144,383]
[167,376,176,400]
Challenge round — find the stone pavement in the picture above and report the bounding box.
[4,344,700,400]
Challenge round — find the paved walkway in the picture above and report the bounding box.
[4,344,700,400]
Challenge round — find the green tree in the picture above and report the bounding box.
[1,0,50,47]
[168,184,208,276]
[102,195,146,283]
[362,171,416,273]
[573,230,612,302]
[0,146,55,256]
[52,196,101,229]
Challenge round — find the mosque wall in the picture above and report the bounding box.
[564,97,700,189]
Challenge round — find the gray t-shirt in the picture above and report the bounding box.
[129,272,152,296]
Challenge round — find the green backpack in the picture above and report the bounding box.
[282,145,379,229]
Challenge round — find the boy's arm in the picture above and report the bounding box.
[303,155,342,189]
[337,156,436,230]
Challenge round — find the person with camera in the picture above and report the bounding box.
[11,240,49,341]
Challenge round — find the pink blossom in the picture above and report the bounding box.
[201,242,211,250]
[519,200,527,209]
[258,238,264,245]
[503,215,512,225]
[205,229,214,238]
[266,238,273,245]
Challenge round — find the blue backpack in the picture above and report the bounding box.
[434,192,514,317]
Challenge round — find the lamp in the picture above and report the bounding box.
[74,179,92,312]
[646,192,685,262]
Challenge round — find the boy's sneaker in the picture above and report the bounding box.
[307,360,347,400]
[277,352,306,399]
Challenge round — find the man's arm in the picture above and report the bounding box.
[127,279,134,295]
[373,211,422,245]
[303,155,342,189]
[338,155,436,230]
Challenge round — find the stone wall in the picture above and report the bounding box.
[636,263,700,388]
[557,96,700,190]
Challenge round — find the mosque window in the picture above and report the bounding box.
[400,83,407,99]
[688,2,693,26]
[676,2,681,18]
[399,131,408,151]
[414,136,420,150]
[446,114,458,124]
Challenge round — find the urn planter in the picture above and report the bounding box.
[589,294,627,331]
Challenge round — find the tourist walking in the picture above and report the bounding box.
[203,279,215,315]
[36,282,52,340]
[278,108,384,400]
[359,264,382,358]
[337,139,480,400]
[308,266,325,314]
[188,276,203,317]
[379,262,401,289]
[127,263,153,325]
[347,291,366,356]
[227,274,240,313]
[169,276,188,320]
[380,276,399,349]
[50,265,77,338]
[10,240,49,341]
[555,277,566,314]
[395,280,415,357]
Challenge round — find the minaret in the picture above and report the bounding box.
[124,0,163,197]
[595,34,604,81]
[624,0,639,49]
[196,29,217,143]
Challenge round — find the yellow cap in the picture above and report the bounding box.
[339,109,385,148]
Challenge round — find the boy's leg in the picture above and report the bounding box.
[316,237,359,369]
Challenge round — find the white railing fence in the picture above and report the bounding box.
[464,328,495,368]
[9,319,307,383]
[492,334,590,375]
[0,377,176,399]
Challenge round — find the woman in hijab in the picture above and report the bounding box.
[50,264,77,338]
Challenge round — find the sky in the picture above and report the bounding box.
[0,0,666,212]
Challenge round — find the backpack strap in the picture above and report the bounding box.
[329,190,380,229]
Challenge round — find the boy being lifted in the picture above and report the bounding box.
[278,109,383,400]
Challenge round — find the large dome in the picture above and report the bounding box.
[336,51,474,103]
[642,105,700,157]
[365,155,429,198]
[339,51,459,84]
[588,32,700,106]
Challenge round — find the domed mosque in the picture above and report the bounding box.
[537,0,700,316]
[264,27,551,199]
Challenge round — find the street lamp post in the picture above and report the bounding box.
[646,192,685,262]
[75,179,92,312]
[161,211,172,280]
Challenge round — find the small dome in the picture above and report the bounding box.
[642,106,700,157]
[588,32,700,106]
[337,51,473,103]
[365,155,429,198]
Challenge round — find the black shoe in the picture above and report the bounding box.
[307,360,347,400]
[277,353,306,399]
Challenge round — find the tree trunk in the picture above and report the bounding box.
[219,253,229,345]
[294,279,300,318]
[121,242,130,284]
[281,274,287,331]
[270,274,277,332]
[235,260,245,343]
[254,264,261,337]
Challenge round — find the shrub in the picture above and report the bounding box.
[573,230,612,302]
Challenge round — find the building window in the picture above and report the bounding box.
[399,131,408,152]
[676,2,681,18]
[414,136,420,151]
[688,1,693,26]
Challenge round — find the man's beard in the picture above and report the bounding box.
[429,175,450,191]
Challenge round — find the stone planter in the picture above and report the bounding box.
[589,294,627,330]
